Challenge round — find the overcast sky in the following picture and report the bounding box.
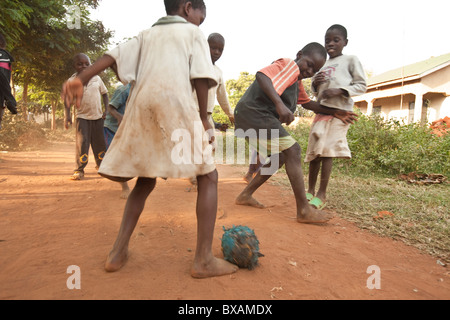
[90,0,450,81]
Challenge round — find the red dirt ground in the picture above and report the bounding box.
[0,142,448,300]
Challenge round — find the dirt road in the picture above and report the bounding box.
[0,142,448,300]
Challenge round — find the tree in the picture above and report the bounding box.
[4,0,112,128]
[225,72,255,108]
[0,1,33,48]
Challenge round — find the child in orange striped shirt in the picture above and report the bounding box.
[234,42,357,224]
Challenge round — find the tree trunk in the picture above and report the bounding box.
[51,100,57,131]
[22,77,29,121]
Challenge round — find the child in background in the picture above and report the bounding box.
[0,33,18,129]
[62,0,238,278]
[205,33,234,127]
[104,83,131,199]
[234,43,358,224]
[190,32,234,189]
[305,24,367,209]
[65,53,109,181]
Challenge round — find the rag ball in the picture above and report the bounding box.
[221,225,264,270]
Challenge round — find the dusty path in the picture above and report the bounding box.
[0,142,448,300]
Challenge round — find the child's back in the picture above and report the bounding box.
[99,16,217,180]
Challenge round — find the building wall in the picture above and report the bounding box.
[354,65,450,123]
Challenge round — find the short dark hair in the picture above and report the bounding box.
[0,33,6,48]
[164,0,206,15]
[301,42,327,60]
[327,24,348,39]
[208,33,225,44]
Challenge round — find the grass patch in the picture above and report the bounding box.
[270,169,449,261]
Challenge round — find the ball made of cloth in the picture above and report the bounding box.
[221,225,264,270]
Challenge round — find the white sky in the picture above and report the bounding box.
[91,0,450,82]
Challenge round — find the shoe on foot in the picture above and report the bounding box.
[70,171,84,180]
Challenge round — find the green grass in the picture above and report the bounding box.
[316,172,448,260]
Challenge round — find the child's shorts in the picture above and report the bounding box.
[305,114,351,162]
[246,135,297,159]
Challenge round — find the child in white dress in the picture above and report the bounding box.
[62,0,238,278]
[305,24,367,208]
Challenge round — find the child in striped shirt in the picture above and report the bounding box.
[234,42,357,224]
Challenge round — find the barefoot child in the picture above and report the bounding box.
[234,43,358,224]
[305,25,367,208]
[62,0,237,278]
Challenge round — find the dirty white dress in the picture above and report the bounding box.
[98,16,218,180]
[305,55,366,162]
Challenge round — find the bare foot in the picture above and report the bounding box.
[120,189,130,199]
[297,207,334,224]
[191,256,238,279]
[104,248,128,272]
[235,194,266,209]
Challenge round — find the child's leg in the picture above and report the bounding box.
[281,144,333,223]
[73,119,90,176]
[91,118,107,169]
[315,157,333,202]
[191,169,238,278]
[307,158,322,195]
[244,150,260,183]
[236,152,284,208]
[105,177,156,272]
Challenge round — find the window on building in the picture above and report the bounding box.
[373,106,381,115]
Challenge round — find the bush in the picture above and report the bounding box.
[0,113,47,151]
[287,113,450,177]
[212,105,233,128]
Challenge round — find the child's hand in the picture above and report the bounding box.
[322,88,346,99]
[275,102,295,125]
[313,72,327,88]
[62,77,84,109]
[334,110,358,125]
[202,119,215,146]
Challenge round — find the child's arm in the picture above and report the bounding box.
[256,72,295,125]
[64,106,72,129]
[302,101,358,125]
[216,80,234,124]
[62,55,116,110]
[102,93,109,119]
[108,104,124,127]
[194,78,214,144]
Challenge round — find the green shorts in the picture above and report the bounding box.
[246,135,296,158]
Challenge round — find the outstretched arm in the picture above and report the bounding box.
[62,54,116,110]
